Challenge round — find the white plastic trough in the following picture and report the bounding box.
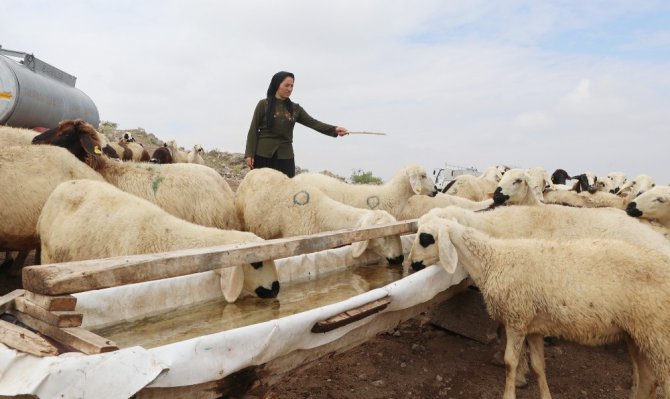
[0,222,468,398]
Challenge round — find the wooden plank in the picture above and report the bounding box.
[0,289,25,313]
[14,297,83,328]
[0,318,58,357]
[24,291,77,311]
[9,311,118,354]
[23,220,418,295]
[311,297,392,333]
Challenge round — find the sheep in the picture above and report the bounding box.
[31,119,241,231]
[235,167,405,265]
[187,144,205,165]
[618,174,656,199]
[292,164,437,219]
[412,204,670,271]
[37,179,279,302]
[596,171,628,194]
[442,165,503,201]
[397,193,493,220]
[409,217,670,399]
[107,132,150,162]
[550,168,571,185]
[627,185,670,232]
[571,171,598,193]
[0,145,106,272]
[166,139,188,163]
[150,144,173,164]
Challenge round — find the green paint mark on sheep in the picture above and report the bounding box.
[366,195,380,209]
[293,190,310,205]
[152,174,164,194]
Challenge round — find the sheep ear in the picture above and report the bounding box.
[220,265,244,303]
[409,172,422,194]
[437,226,459,274]
[351,240,369,258]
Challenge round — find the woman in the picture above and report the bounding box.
[244,71,348,177]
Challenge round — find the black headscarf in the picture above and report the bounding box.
[265,71,294,129]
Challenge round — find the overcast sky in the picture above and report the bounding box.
[2,1,669,183]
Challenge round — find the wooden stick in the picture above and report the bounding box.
[311,297,392,333]
[9,311,118,354]
[347,131,387,136]
[0,289,25,313]
[14,297,83,328]
[23,220,417,295]
[0,318,58,357]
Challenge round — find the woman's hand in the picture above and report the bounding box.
[245,157,254,169]
[335,127,348,136]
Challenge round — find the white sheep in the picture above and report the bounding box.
[187,144,205,165]
[0,144,106,271]
[618,173,656,200]
[596,171,628,194]
[442,165,503,201]
[37,179,279,302]
[626,185,670,232]
[235,168,405,265]
[409,218,670,399]
[166,139,188,163]
[292,164,437,219]
[31,120,241,231]
[397,193,493,220]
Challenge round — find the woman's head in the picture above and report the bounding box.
[267,71,294,100]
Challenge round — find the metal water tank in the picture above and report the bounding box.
[0,46,99,128]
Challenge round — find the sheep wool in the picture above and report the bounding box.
[235,168,405,265]
[411,218,670,399]
[292,164,437,219]
[37,179,279,303]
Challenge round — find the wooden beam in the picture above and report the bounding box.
[14,297,83,328]
[0,319,58,357]
[0,289,25,313]
[23,220,418,295]
[9,311,118,354]
[24,291,77,311]
[311,297,392,333]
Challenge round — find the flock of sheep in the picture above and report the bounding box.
[2,119,670,398]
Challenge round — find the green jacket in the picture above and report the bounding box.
[245,98,337,159]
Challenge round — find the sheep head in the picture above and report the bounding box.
[32,119,106,169]
[351,210,404,265]
[493,168,543,206]
[626,185,670,225]
[404,164,438,196]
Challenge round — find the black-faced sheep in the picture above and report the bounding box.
[150,144,173,164]
[292,164,438,219]
[31,119,241,231]
[37,179,279,302]
[235,168,405,265]
[410,218,670,399]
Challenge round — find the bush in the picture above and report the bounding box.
[350,169,383,185]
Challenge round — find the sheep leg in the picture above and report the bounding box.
[7,250,29,277]
[527,333,552,399]
[493,325,529,387]
[503,328,526,399]
[626,337,658,399]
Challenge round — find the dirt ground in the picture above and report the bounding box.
[265,308,658,399]
[0,254,660,399]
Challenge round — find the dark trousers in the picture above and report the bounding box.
[254,153,296,178]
